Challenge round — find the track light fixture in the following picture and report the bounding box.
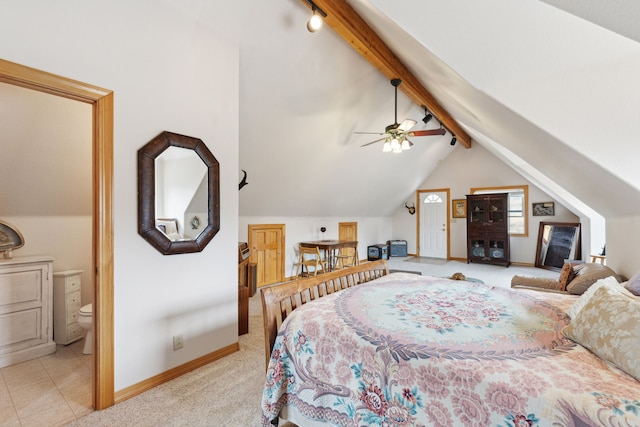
[421,105,432,124]
[305,0,327,33]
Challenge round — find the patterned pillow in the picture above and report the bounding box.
[557,262,575,291]
[563,285,640,381]
[566,276,632,319]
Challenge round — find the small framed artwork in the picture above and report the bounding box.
[452,199,467,218]
[532,202,554,216]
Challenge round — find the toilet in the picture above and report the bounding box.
[77,303,93,355]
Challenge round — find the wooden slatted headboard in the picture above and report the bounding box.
[260,259,389,369]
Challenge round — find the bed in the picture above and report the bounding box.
[260,262,640,426]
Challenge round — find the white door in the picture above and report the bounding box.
[420,191,447,258]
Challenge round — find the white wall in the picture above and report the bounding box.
[3,216,93,305]
[1,82,94,305]
[392,144,580,264]
[607,216,640,279]
[239,216,391,278]
[0,1,239,391]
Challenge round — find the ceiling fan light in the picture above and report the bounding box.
[401,139,411,150]
[307,11,323,32]
[390,137,400,150]
[382,141,392,152]
[392,145,402,153]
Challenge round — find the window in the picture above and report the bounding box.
[471,185,528,236]
[423,194,443,204]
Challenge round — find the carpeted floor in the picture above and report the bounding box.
[64,259,558,426]
[403,256,448,265]
[64,294,270,427]
[395,257,558,288]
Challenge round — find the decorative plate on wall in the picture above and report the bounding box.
[0,221,25,259]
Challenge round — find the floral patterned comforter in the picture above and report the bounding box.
[261,273,640,427]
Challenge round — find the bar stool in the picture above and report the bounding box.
[590,255,606,264]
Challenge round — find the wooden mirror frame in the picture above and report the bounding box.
[534,221,581,271]
[138,131,220,255]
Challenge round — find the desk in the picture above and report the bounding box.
[299,240,358,272]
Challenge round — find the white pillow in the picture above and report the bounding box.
[566,276,632,319]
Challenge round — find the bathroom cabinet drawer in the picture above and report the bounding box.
[66,275,81,293]
[66,302,80,325]
[53,270,83,345]
[0,256,55,368]
[66,322,83,342]
[66,291,81,312]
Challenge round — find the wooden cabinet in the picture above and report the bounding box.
[238,257,249,336]
[53,270,84,345]
[0,256,56,368]
[466,193,510,267]
[238,243,251,336]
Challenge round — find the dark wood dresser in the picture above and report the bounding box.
[466,193,510,267]
[238,243,251,335]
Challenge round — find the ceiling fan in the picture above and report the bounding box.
[357,78,445,153]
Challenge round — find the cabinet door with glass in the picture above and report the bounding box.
[466,193,509,267]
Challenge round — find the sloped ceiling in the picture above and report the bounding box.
[0,82,92,216]
[218,0,640,219]
[541,0,640,43]
[2,1,638,222]
[194,0,463,217]
[347,0,640,220]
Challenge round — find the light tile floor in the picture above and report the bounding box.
[0,339,93,427]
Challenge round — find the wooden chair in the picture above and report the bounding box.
[333,247,359,270]
[296,244,327,277]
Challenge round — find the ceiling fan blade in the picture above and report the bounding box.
[408,128,447,137]
[355,131,385,135]
[360,137,387,147]
[398,119,417,132]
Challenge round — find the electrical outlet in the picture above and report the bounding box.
[173,334,183,350]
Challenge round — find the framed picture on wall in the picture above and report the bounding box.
[452,199,467,218]
[532,202,554,216]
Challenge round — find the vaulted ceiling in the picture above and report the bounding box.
[128,1,640,220]
[204,0,639,219]
[2,1,638,222]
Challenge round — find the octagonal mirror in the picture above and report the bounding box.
[138,131,220,255]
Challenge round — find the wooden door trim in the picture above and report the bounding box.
[0,59,115,409]
[248,223,286,286]
[416,189,450,259]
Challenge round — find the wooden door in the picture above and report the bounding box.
[249,224,285,288]
[338,222,358,259]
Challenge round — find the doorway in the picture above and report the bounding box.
[338,221,358,260]
[248,224,285,287]
[417,189,450,259]
[0,59,115,409]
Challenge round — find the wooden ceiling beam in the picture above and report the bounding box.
[302,0,472,148]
